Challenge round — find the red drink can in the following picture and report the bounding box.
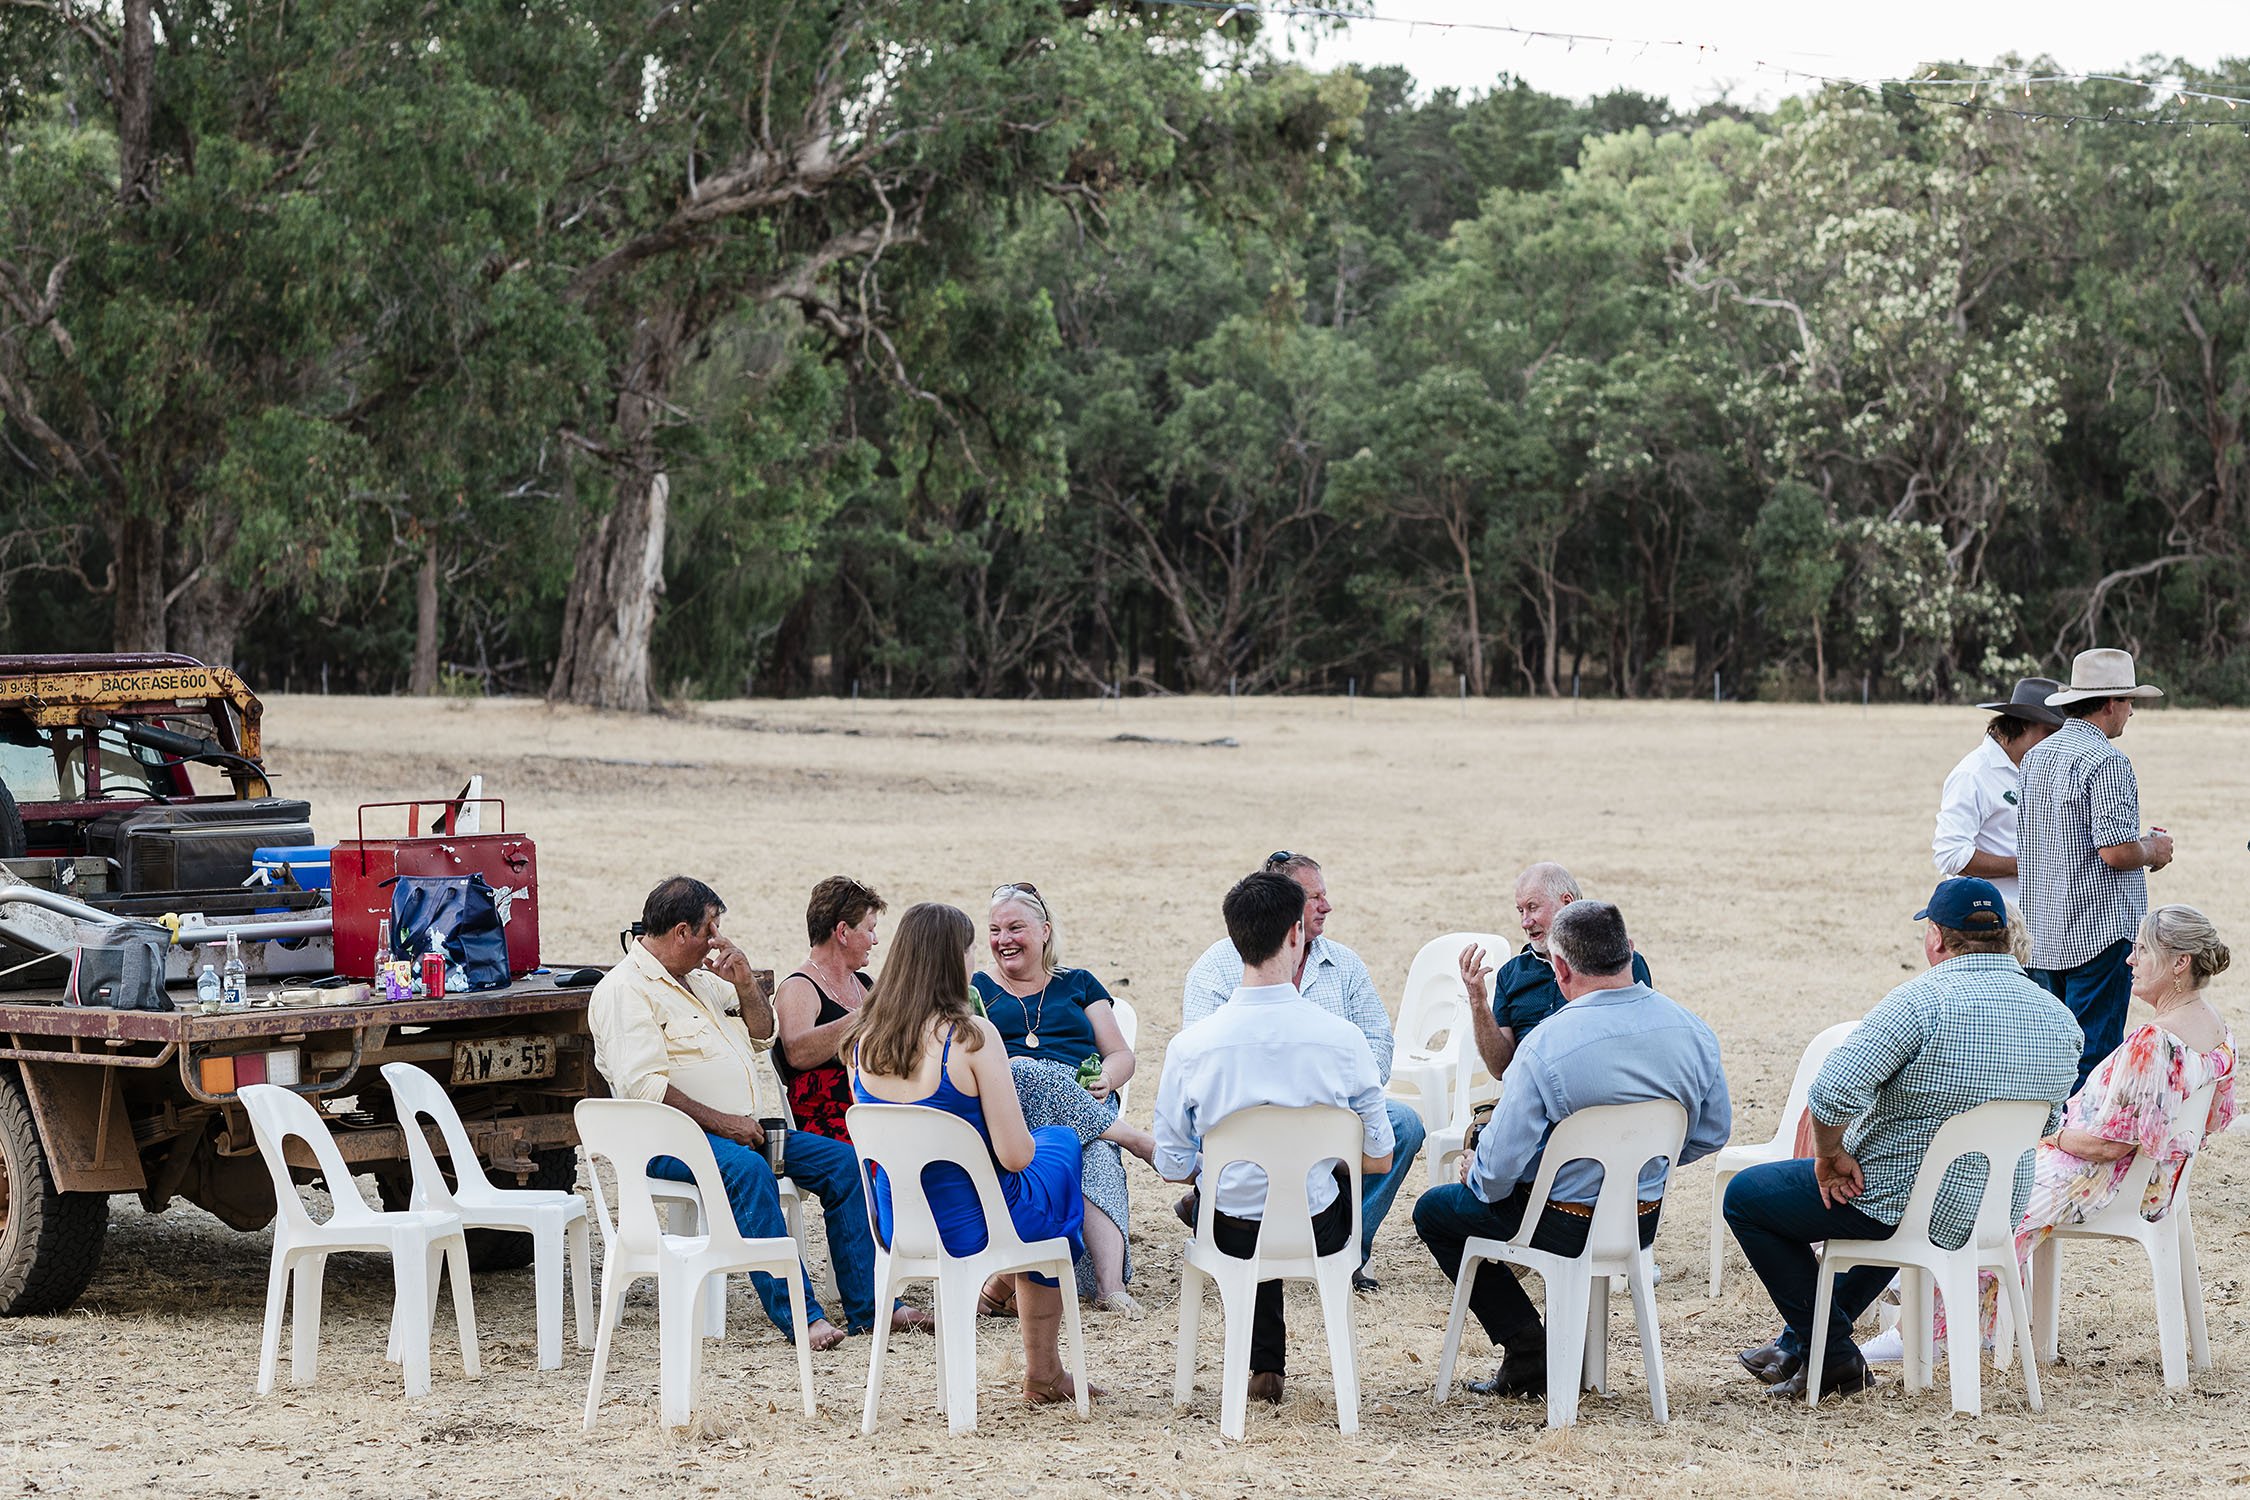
[421,949,446,998]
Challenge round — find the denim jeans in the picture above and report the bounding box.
[2030,936,2132,1091]
[1413,1180,1660,1352]
[1722,1157,1897,1364]
[1360,1098,1428,1266]
[650,1126,879,1335]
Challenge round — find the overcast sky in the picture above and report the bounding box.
[1280,2,2245,109]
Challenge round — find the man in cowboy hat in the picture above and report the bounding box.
[1931,677,2064,913]
[2016,649,2174,1088]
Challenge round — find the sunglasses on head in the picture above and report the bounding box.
[993,881,1042,901]
[1263,850,1298,870]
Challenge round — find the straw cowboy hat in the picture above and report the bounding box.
[2044,649,2164,707]
[1975,677,2064,727]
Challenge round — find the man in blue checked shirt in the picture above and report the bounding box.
[1725,877,2080,1402]
[1413,900,1730,1399]
[1180,851,1426,1292]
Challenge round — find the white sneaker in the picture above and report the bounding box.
[1859,1327,1905,1364]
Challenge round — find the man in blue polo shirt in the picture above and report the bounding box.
[1414,900,1730,1397]
[1462,862,1652,1080]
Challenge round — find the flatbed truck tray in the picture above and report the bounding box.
[0,970,689,1317]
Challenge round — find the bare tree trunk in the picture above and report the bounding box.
[549,310,687,711]
[117,0,156,207]
[1812,610,1828,705]
[166,574,245,668]
[111,509,167,651]
[410,530,441,695]
[549,470,668,710]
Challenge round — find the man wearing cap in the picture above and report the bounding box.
[1724,877,2080,1401]
[1930,678,2063,913]
[2016,648,2174,1089]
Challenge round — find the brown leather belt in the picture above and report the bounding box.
[1549,1199,1662,1219]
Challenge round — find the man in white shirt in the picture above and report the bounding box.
[590,875,918,1351]
[1931,677,2062,912]
[1155,870,1395,1406]
[1180,852,1424,1290]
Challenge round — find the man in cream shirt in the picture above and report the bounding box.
[590,875,920,1349]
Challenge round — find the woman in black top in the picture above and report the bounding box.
[775,876,885,1144]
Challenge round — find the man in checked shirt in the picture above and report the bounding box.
[1723,878,2080,1401]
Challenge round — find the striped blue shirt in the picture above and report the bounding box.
[2017,717,2146,970]
[1808,954,2081,1248]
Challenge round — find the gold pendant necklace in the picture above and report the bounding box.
[1019,978,1052,1048]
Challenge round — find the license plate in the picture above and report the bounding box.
[450,1034,556,1085]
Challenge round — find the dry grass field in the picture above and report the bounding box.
[5,693,2248,1498]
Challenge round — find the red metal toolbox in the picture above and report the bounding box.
[330,800,540,979]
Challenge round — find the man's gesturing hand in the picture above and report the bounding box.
[1456,943,1492,1006]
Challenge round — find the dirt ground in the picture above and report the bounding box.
[6,693,2248,1498]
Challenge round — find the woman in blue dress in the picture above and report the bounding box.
[847,902,1092,1406]
[975,883,1154,1314]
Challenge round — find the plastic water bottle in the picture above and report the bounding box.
[195,957,222,1007]
[221,932,249,1009]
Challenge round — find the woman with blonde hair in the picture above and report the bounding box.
[974,882,1152,1315]
[846,902,1094,1406]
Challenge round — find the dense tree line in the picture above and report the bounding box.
[5,6,2248,705]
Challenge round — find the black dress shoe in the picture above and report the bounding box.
[1173,1191,1198,1229]
[1463,1352,1546,1398]
[1247,1370,1284,1403]
[1738,1337,1802,1386]
[1351,1267,1378,1293]
[1768,1347,1873,1401]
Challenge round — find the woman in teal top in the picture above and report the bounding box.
[975,883,1153,1314]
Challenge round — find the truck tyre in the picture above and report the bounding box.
[465,1145,578,1271]
[0,783,24,859]
[0,1067,109,1315]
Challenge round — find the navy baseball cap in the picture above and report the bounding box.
[1915,877,2008,931]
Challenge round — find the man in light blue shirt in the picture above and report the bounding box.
[1180,851,1426,1289]
[1413,900,1730,1398]
[1156,870,1395,1405]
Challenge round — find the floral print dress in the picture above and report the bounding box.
[1945,1020,2236,1340]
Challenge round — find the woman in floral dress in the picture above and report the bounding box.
[1914,903,2236,1353]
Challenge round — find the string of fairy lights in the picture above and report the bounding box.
[1140,0,2250,134]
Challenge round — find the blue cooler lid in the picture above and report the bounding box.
[252,845,333,891]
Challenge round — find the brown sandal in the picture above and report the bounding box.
[1023,1375,1105,1405]
[976,1274,1018,1318]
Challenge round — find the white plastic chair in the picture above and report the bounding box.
[575,1099,815,1429]
[2020,1077,2220,1388]
[640,1078,815,1343]
[1173,1104,1365,1442]
[382,1063,592,1371]
[1108,993,1140,1114]
[237,1083,480,1399]
[1706,1020,1857,1296]
[1806,1098,2050,1417]
[1387,935,1477,1132]
[1424,1011,1507,1189]
[1432,1099,1686,1427]
[847,1101,1088,1436]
